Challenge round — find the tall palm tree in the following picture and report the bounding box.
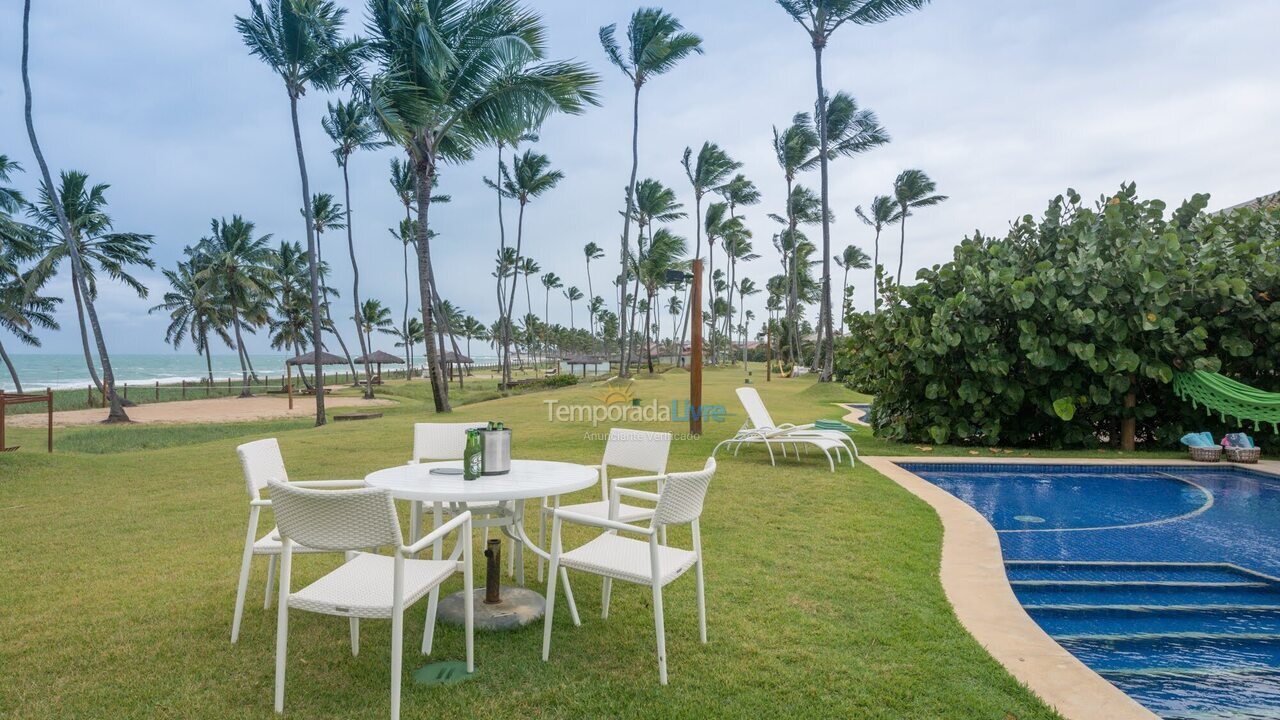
[583,242,605,335]
[365,0,598,411]
[389,158,415,355]
[854,194,900,310]
[540,272,562,362]
[721,223,759,348]
[892,169,947,285]
[389,315,424,378]
[834,244,870,333]
[701,200,739,361]
[629,178,685,355]
[0,276,59,393]
[491,130,538,362]
[193,216,276,397]
[323,97,385,398]
[563,286,583,330]
[266,239,315,385]
[459,315,488,368]
[27,171,155,395]
[737,278,761,367]
[356,298,394,341]
[776,0,927,379]
[638,228,687,372]
[772,116,818,364]
[600,8,702,375]
[485,150,563,384]
[682,143,740,262]
[0,156,36,270]
[150,259,230,387]
[305,191,356,374]
[21,0,132,420]
[236,0,359,425]
[716,173,760,341]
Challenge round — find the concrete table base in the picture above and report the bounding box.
[437,587,545,631]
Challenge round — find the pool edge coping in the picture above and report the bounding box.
[863,455,1166,720]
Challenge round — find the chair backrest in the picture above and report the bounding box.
[653,458,716,527]
[735,387,776,430]
[268,480,402,551]
[237,438,290,500]
[602,427,672,475]
[412,422,487,462]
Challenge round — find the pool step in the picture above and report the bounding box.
[1029,607,1280,637]
[1016,581,1280,608]
[1098,668,1280,720]
[1059,634,1280,672]
[1005,561,1275,585]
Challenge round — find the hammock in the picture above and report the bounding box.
[1172,370,1280,432]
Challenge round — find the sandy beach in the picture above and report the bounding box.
[6,394,396,428]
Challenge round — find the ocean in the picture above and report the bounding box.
[0,352,501,392]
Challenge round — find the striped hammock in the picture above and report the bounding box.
[1172,370,1280,432]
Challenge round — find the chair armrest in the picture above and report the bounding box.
[614,486,660,503]
[610,473,665,488]
[403,511,471,556]
[291,479,366,489]
[250,499,272,507]
[554,509,653,536]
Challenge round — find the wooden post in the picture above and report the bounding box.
[181,380,186,399]
[46,387,53,453]
[87,384,93,408]
[155,381,160,401]
[690,258,704,437]
[123,383,129,401]
[287,363,293,410]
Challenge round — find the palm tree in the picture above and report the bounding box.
[682,143,740,261]
[772,115,818,365]
[265,240,315,385]
[485,151,564,384]
[776,0,928,379]
[389,158,415,354]
[305,191,357,374]
[701,200,738,361]
[854,194,900,310]
[737,279,761,367]
[356,298,394,342]
[365,0,598,411]
[21,0,133,420]
[638,228,687,372]
[236,0,360,425]
[600,8,703,375]
[721,222,759,348]
[540,272,562,362]
[0,156,36,270]
[563,286,584,330]
[892,169,947,285]
[0,276,59,393]
[459,315,488,369]
[834,244,870,333]
[716,173,761,341]
[150,259,230,387]
[389,315,424,378]
[27,171,155,396]
[628,178,686,354]
[193,216,276,397]
[583,242,605,335]
[324,97,385,398]
[666,293,683,350]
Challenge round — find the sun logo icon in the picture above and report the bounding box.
[593,378,637,406]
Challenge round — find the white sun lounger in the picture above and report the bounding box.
[711,387,857,471]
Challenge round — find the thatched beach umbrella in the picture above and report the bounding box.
[285,351,348,409]
[353,350,405,384]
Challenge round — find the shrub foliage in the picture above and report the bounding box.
[839,184,1280,448]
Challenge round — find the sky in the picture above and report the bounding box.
[2,0,1278,357]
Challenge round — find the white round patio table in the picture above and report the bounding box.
[364,459,597,628]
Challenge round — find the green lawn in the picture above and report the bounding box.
[0,366,1064,719]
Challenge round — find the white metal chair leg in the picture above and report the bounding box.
[652,581,668,685]
[536,509,547,582]
[409,500,422,548]
[561,567,581,626]
[602,577,612,619]
[765,441,776,465]
[273,545,292,714]
[390,595,403,720]
[231,520,256,644]
[542,545,560,661]
[463,520,475,673]
[422,587,439,655]
[263,555,277,609]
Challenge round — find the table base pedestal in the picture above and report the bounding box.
[437,587,545,630]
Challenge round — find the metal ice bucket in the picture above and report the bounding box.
[480,429,511,475]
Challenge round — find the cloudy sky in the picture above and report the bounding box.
[2,0,1277,357]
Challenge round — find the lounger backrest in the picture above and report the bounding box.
[238,438,290,500]
[735,387,776,430]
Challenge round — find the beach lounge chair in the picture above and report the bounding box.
[711,387,857,471]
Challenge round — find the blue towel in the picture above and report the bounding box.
[1181,432,1215,448]
[1225,432,1255,449]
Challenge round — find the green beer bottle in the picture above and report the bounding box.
[464,428,483,480]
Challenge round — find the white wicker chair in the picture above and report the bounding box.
[409,421,511,556]
[711,387,857,471]
[537,427,672,583]
[231,438,365,644]
[542,458,715,685]
[268,480,474,720]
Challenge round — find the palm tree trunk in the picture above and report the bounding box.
[402,203,412,376]
[708,239,716,364]
[812,41,835,382]
[0,337,23,393]
[644,291,654,374]
[618,84,641,377]
[896,211,908,286]
[585,258,595,337]
[839,265,850,334]
[202,338,214,386]
[22,0,127,422]
[232,315,252,397]
[872,226,882,311]
[413,157,450,412]
[502,202,526,390]
[494,142,512,389]
[69,277,103,393]
[289,92,325,426]
[341,163,374,400]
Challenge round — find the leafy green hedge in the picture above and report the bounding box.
[839,184,1280,449]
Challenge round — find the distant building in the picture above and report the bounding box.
[1220,191,1280,213]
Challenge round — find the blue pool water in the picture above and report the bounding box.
[902,463,1280,720]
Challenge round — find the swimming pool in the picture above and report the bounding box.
[901,462,1280,720]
